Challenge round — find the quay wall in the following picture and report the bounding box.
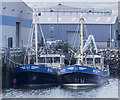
[1,49,25,88]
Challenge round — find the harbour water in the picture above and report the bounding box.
[2,77,118,98]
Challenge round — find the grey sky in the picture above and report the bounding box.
[23,0,119,2]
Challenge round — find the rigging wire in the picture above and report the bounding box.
[83,21,89,40]
[39,24,49,54]
[77,20,81,52]
[72,24,80,50]
[23,23,34,64]
[30,24,34,49]
[6,57,22,65]
[69,17,89,64]
[69,19,81,64]
[70,23,79,49]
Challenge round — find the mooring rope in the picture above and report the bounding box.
[6,57,22,66]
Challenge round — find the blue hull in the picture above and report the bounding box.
[16,64,60,86]
[60,65,109,85]
[16,64,57,74]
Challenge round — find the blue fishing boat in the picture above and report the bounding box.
[15,11,65,87]
[16,54,65,86]
[60,55,109,87]
[60,18,110,87]
[16,64,59,85]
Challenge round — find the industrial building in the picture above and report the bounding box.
[0,2,119,50]
[35,4,119,49]
[118,1,120,47]
[0,0,33,50]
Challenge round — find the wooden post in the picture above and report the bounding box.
[0,52,2,91]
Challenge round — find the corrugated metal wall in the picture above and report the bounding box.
[39,24,110,41]
[1,2,33,49]
[38,23,118,48]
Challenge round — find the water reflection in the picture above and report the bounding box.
[2,78,118,98]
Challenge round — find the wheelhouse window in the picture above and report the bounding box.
[39,57,45,63]
[54,57,60,63]
[95,58,100,64]
[61,57,64,63]
[83,58,86,64]
[87,58,93,64]
[46,57,53,63]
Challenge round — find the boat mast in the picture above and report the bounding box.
[80,17,84,65]
[34,11,38,64]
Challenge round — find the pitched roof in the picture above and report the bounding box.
[36,15,117,24]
